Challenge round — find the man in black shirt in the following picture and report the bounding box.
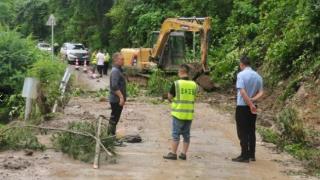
[108,52,127,136]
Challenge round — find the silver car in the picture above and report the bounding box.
[37,42,52,52]
[60,43,89,64]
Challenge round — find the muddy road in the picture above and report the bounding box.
[0,67,315,180]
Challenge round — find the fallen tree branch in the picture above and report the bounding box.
[0,124,115,156]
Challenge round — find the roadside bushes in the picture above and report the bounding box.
[0,27,40,122]
[127,83,140,97]
[0,26,39,95]
[276,107,305,143]
[0,26,66,122]
[258,107,320,175]
[27,59,66,115]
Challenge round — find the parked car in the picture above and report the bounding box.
[60,43,89,64]
[37,42,52,52]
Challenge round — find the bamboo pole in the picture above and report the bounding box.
[93,116,103,169]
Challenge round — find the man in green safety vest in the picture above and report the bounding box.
[103,51,110,75]
[163,64,197,160]
[91,50,97,74]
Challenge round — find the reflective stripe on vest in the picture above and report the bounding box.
[171,79,197,120]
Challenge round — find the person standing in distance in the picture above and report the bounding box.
[232,56,263,163]
[103,50,110,75]
[108,52,127,137]
[96,50,105,78]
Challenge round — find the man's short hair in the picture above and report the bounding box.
[179,64,190,74]
[240,56,250,66]
[112,52,121,62]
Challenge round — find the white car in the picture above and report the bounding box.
[37,42,52,52]
[60,43,89,64]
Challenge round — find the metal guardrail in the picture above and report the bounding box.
[52,67,72,113]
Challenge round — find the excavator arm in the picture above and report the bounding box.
[150,17,211,72]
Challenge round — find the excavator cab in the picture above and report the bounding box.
[121,17,215,91]
[149,31,186,72]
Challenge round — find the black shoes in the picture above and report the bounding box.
[163,153,188,160]
[232,155,249,163]
[163,152,177,160]
[179,153,187,160]
[249,157,256,161]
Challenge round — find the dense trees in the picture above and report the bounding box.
[108,0,319,87]
[1,0,319,88]
[0,27,40,94]
[48,0,113,49]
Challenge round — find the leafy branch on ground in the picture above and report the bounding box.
[0,124,45,151]
[51,121,115,163]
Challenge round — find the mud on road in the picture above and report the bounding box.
[0,67,316,180]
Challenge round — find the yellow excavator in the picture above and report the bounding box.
[121,17,214,91]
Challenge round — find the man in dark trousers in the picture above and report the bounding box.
[163,64,197,160]
[232,56,263,163]
[108,52,126,137]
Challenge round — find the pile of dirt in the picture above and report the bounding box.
[186,63,216,91]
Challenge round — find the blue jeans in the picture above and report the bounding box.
[172,116,192,143]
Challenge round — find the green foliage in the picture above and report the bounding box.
[0,27,54,121]
[147,69,178,96]
[206,0,260,87]
[15,0,50,40]
[0,0,14,25]
[0,127,45,151]
[5,94,25,120]
[278,78,301,101]
[257,127,280,144]
[2,0,319,90]
[127,83,140,97]
[107,0,233,49]
[0,107,10,124]
[28,59,66,114]
[94,89,109,98]
[0,27,41,94]
[70,87,86,97]
[258,126,320,175]
[208,49,240,87]
[51,121,115,162]
[283,143,319,160]
[206,0,320,88]
[49,0,114,49]
[262,0,320,81]
[276,107,305,144]
[258,117,320,175]
[284,143,320,174]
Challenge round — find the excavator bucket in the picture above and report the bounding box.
[186,63,216,91]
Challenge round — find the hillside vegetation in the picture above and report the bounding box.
[2,0,319,86]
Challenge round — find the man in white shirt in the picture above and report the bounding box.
[232,56,263,163]
[96,50,105,77]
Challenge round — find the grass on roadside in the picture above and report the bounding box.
[127,83,140,97]
[258,107,320,176]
